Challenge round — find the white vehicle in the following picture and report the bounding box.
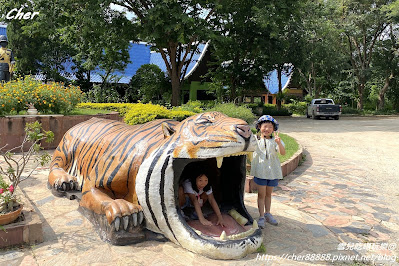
[306,98,342,120]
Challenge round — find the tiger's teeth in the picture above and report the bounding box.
[248,152,253,162]
[216,157,223,168]
[123,216,129,230]
[220,231,227,240]
[253,220,258,229]
[226,228,255,240]
[114,217,120,231]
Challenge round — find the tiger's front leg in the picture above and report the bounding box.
[80,186,144,231]
[80,167,144,232]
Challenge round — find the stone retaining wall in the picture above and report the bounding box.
[0,112,122,151]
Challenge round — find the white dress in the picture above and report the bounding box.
[250,136,284,180]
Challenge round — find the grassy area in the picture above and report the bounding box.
[67,108,113,115]
[278,133,299,163]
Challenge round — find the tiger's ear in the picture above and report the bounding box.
[162,122,176,138]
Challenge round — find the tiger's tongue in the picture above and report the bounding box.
[187,213,246,237]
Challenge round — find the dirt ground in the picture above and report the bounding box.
[278,115,399,215]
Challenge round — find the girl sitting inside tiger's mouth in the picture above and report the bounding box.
[175,158,257,240]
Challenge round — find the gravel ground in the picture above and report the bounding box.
[278,115,399,215]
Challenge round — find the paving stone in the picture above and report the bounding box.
[292,197,304,203]
[306,224,329,238]
[341,222,372,235]
[373,225,392,234]
[66,218,83,226]
[371,206,394,214]
[333,184,348,189]
[326,226,343,234]
[323,216,351,227]
[35,195,55,206]
[372,212,391,221]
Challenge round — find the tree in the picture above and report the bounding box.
[209,0,272,102]
[1,0,133,89]
[372,24,399,110]
[290,0,348,100]
[112,0,220,106]
[334,0,392,110]
[209,0,304,104]
[256,0,303,109]
[128,64,171,104]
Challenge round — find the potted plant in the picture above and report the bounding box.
[0,121,53,225]
[0,176,22,225]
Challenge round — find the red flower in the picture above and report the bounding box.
[8,185,14,193]
[0,188,3,194]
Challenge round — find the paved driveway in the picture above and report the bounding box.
[278,115,399,214]
[271,116,399,260]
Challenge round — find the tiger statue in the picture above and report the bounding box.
[48,112,262,259]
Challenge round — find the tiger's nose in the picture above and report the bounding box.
[235,124,251,139]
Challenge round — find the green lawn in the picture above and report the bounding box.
[278,133,299,163]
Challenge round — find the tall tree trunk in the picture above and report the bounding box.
[357,81,365,110]
[378,72,392,110]
[231,77,237,102]
[171,72,181,106]
[277,68,282,110]
[312,63,318,98]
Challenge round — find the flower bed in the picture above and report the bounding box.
[0,76,84,116]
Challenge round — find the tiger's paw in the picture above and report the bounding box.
[52,174,79,191]
[105,199,144,231]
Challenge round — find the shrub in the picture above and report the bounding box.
[0,76,84,115]
[124,103,196,125]
[285,101,308,115]
[341,106,361,115]
[77,103,133,116]
[262,104,292,116]
[208,103,255,124]
[78,102,196,125]
[173,100,204,113]
[86,84,124,103]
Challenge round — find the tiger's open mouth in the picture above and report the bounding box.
[173,153,259,242]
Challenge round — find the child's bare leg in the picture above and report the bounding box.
[265,186,274,213]
[178,186,185,207]
[257,185,267,217]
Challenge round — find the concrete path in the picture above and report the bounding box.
[1,116,399,265]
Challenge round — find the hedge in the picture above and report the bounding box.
[77,103,196,125]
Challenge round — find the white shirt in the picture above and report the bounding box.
[250,136,284,180]
[182,179,213,207]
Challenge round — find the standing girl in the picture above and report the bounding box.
[250,115,286,228]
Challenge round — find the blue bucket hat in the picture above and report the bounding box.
[256,115,279,131]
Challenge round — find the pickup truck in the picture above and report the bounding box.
[306,98,342,120]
